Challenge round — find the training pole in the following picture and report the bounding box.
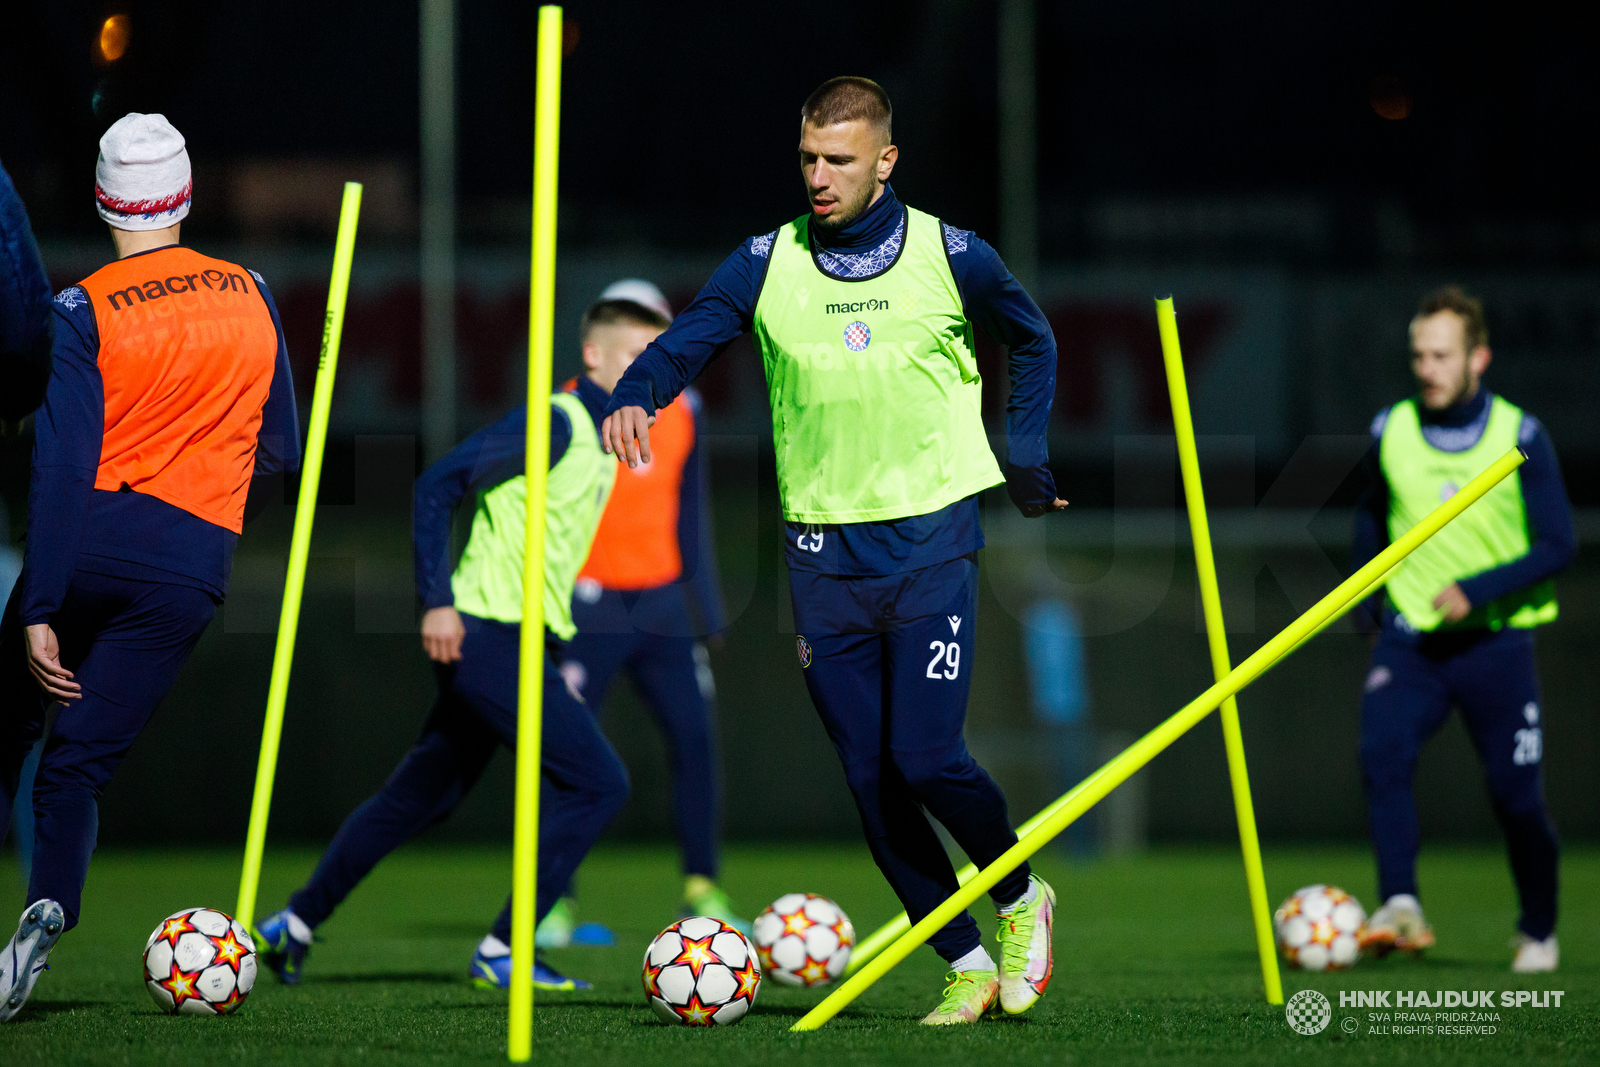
[848,558,1401,974]
[509,6,562,1061]
[845,563,1400,977]
[792,447,1525,1031]
[236,182,363,926]
[1155,296,1282,1005]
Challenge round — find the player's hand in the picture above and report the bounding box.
[421,605,467,663]
[1432,583,1472,623]
[1018,497,1069,518]
[601,405,656,469]
[25,623,80,701]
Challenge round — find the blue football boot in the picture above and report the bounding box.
[254,909,312,986]
[469,947,592,991]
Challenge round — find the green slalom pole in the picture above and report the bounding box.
[1155,296,1282,1005]
[793,448,1526,1031]
[236,182,363,927]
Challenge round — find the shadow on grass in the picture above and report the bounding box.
[421,995,636,1013]
[12,1000,113,1021]
[301,971,463,985]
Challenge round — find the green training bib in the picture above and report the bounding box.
[751,205,1003,523]
[1380,395,1557,632]
[451,392,617,638]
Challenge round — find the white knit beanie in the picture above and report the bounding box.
[94,113,192,231]
[599,278,673,323]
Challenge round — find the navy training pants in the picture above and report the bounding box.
[565,583,720,878]
[0,571,217,932]
[1360,625,1559,939]
[288,615,630,943]
[791,554,1028,964]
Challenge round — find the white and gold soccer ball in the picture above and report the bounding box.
[143,907,258,1015]
[1274,884,1366,971]
[642,916,761,1026]
[751,893,855,987]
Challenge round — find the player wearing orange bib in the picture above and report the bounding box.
[544,282,736,940]
[0,115,299,1021]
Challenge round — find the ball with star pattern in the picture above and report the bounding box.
[751,893,855,987]
[142,907,258,1015]
[642,916,761,1026]
[1274,884,1367,971]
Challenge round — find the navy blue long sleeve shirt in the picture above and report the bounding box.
[413,382,611,611]
[20,260,301,623]
[0,159,53,421]
[1351,389,1577,632]
[604,183,1058,576]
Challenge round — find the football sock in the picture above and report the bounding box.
[1384,894,1421,912]
[996,878,1038,915]
[285,910,314,945]
[684,874,717,902]
[950,945,997,972]
[477,934,511,959]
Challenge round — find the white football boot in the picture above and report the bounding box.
[1511,934,1559,973]
[1360,894,1435,956]
[1,900,65,1023]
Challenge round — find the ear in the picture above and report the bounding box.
[877,143,898,183]
[1470,344,1492,377]
[581,340,601,372]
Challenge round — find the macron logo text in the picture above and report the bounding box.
[825,299,887,315]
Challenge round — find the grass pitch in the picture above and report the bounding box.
[0,843,1593,1065]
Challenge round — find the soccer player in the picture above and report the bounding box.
[253,347,629,991]
[602,77,1064,1024]
[0,114,300,1021]
[542,280,738,943]
[1352,286,1575,973]
[0,158,53,428]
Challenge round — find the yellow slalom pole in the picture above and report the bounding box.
[1155,296,1282,1005]
[509,6,562,1062]
[792,448,1525,1031]
[236,182,363,926]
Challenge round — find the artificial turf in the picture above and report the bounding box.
[0,842,1592,1065]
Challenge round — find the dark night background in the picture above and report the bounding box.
[6,1,1600,265]
[1,3,1596,849]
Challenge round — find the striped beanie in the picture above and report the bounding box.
[94,113,192,231]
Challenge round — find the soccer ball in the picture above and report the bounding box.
[642,916,761,1026]
[143,907,258,1015]
[751,893,854,987]
[1274,885,1366,971]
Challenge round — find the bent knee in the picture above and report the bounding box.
[893,744,980,797]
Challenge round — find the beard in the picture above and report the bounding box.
[813,181,878,231]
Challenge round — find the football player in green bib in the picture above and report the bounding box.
[253,370,629,992]
[602,77,1065,1024]
[1351,286,1575,972]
